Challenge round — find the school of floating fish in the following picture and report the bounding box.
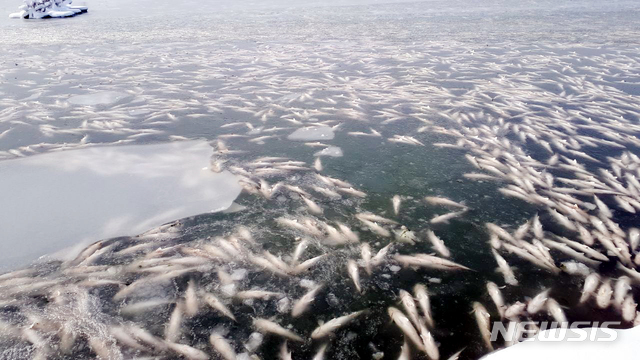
[2,11,640,359]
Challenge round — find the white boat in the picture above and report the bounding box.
[9,0,88,19]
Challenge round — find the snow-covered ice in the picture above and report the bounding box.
[287,126,335,141]
[68,91,129,106]
[314,146,343,157]
[0,141,241,269]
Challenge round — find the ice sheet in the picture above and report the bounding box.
[0,141,242,269]
[67,91,129,106]
[287,126,335,141]
[314,146,343,157]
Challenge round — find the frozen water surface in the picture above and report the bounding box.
[0,141,241,269]
[287,126,335,141]
[314,146,344,157]
[67,91,129,106]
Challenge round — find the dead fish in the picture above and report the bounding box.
[527,289,550,315]
[284,185,312,198]
[361,243,372,275]
[65,241,106,267]
[615,196,636,213]
[276,217,317,236]
[203,293,236,321]
[594,195,613,218]
[336,222,360,243]
[109,326,147,353]
[264,251,292,274]
[514,221,531,240]
[430,210,466,224]
[418,323,440,359]
[127,324,169,351]
[166,342,209,360]
[486,223,516,244]
[292,255,326,274]
[389,135,424,146]
[209,332,237,360]
[414,284,435,328]
[554,236,609,261]
[596,279,613,309]
[347,260,362,293]
[548,208,577,231]
[301,196,323,215]
[546,298,567,325]
[371,243,394,267]
[505,301,526,320]
[560,261,591,277]
[489,234,502,249]
[251,256,290,277]
[614,276,631,309]
[312,343,329,360]
[397,340,411,360]
[491,249,518,286]
[311,310,366,339]
[291,239,309,265]
[542,239,601,266]
[446,348,465,360]
[629,228,640,251]
[291,284,324,317]
[579,273,601,303]
[388,307,426,352]
[325,224,349,245]
[622,295,637,322]
[184,279,199,317]
[472,302,493,351]
[337,187,367,198]
[165,301,184,342]
[532,214,544,239]
[577,224,595,246]
[120,299,172,316]
[393,195,402,215]
[395,254,471,271]
[87,335,122,360]
[399,289,422,329]
[427,230,451,258]
[253,318,304,342]
[280,341,293,360]
[487,282,506,318]
[501,243,559,273]
[425,196,467,209]
[359,218,391,237]
[236,290,283,300]
[394,226,418,244]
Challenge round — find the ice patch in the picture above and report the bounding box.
[314,146,343,157]
[287,126,335,141]
[231,269,248,281]
[68,91,129,106]
[0,141,242,269]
